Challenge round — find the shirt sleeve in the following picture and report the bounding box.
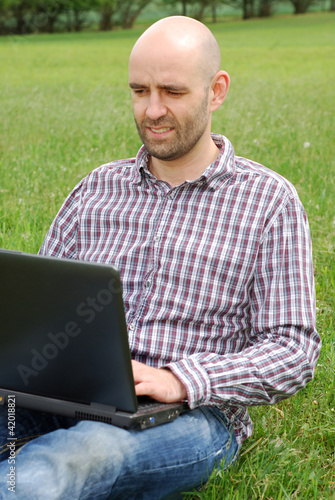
[165,197,321,410]
[39,181,84,259]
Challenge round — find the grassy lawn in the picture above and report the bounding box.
[1,12,334,499]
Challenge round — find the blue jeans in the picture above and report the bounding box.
[0,406,238,499]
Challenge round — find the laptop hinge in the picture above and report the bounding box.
[89,402,116,412]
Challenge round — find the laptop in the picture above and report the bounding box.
[0,249,188,429]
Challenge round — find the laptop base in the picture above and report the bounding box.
[0,389,188,430]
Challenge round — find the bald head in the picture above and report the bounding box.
[128,16,229,171]
[129,16,221,86]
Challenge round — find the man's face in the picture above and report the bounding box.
[129,52,212,162]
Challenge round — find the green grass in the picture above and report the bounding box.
[1,12,334,499]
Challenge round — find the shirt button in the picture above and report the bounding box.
[154,235,160,242]
[145,281,151,288]
[129,323,135,331]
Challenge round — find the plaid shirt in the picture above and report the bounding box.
[39,134,321,446]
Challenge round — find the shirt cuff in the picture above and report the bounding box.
[164,356,212,409]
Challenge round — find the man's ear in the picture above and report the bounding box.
[209,70,230,112]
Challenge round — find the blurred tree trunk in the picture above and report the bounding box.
[182,0,188,15]
[116,0,151,29]
[98,1,117,31]
[12,2,28,34]
[242,0,255,18]
[258,0,272,16]
[211,2,217,21]
[99,7,113,30]
[289,0,313,13]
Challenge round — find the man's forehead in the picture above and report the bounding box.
[129,54,200,89]
[128,69,194,91]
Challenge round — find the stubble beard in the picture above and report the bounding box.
[135,94,210,162]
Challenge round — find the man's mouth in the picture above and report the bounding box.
[150,127,172,134]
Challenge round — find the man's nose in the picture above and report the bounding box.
[146,93,167,121]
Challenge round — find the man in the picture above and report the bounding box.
[0,16,320,500]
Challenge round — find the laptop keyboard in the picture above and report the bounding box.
[137,396,171,413]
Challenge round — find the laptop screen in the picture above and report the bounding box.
[0,250,138,413]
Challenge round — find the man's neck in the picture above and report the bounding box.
[149,137,220,188]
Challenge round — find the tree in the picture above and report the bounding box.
[114,0,151,29]
[257,0,274,16]
[287,0,314,13]
[3,0,32,34]
[220,0,255,19]
[210,1,219,21]
[160,0,221,20]
[66,0,92,32]
[192,0,218,21]
[159,0,195,17]
[0,0,8,35]
[33,0,66,33]
[95,0,117,30]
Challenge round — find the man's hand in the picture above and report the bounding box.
[131,360,187,403]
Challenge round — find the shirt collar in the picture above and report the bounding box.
[135,134,235,190]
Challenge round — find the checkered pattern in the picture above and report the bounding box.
[39,134,321,445]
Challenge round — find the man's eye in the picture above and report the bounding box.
[167,91,182,97]
[133,89,147,95]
